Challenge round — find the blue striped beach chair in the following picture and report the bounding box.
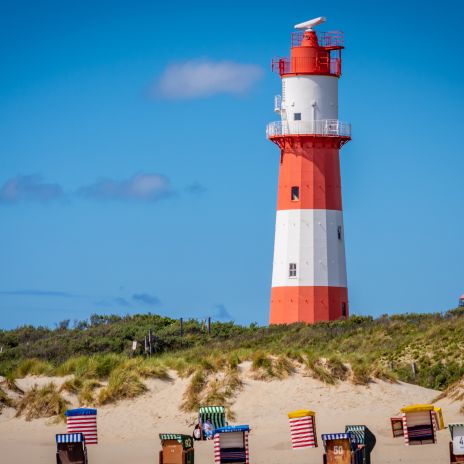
[321,432,363,464]
[55,433,87,464]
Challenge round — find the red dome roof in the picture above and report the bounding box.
[460,294,464,300]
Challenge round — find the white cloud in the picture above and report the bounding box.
[79,173,174,202]
[154,59,264,99]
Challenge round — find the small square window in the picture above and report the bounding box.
[289,263,297,278]
[291,186,299,201]
[294,113,301,121]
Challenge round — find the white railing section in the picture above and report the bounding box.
[266,119,351,138]
[274,95,282,113]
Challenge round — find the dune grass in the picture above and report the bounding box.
[0,386,13,412]
[15,359,54,378]
[97,367,147,405]
[15,383,69,421]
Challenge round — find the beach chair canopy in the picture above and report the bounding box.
[322,433,358,450]
[214,425,250,434]
[199,406,226,430]
[288,409,315,419]
[65,408,97,417]
[159,434,194,450]
[400,404,434,413]
[56,434,85,444]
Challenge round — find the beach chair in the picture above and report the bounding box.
[400,404,436,445]
[288,409,318,448]
[213,425,250,464]
[390,417,404,438]
[321,432,363,464]
[159,434,194,464]
[56,433,88,464]
[65,408,98,445]
[449,424,464,463]
[345,425,376,464]
[198,406,226,440]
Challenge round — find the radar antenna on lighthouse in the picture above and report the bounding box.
[267,17,351,324]
[294,16,326,31]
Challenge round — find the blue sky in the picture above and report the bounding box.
[0,0,463,329]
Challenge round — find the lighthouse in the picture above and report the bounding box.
[267,17,351,324]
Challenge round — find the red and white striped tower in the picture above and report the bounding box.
[267,17,351,324]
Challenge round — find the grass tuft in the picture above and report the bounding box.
[97,368,147,405]
[15,383,69,420]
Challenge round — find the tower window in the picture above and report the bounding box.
[341,302,347,317]
[337,226,342,240]
[289,263,297,278]
[291,186,300,201]
[294,113,301,121]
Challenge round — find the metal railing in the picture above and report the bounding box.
[266,119,351,138]
[271,57,341,77]
[291,30,344,48]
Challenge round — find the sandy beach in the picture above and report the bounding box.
[0,364,461,463]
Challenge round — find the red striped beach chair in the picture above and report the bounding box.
[213,425,250,464]
[390,417,404,437]
[400,404,436,446]
[449,424,464,463]
[65,408,98,445]
[288,410,317,449]
[56,433,88,464]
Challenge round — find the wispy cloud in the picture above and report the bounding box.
[79,173,175,202]
[0,289,76,297]
[0,175,64,204]
[185,182,207,195]
[132,293,160,306]
[214,303,233,321]
[154,59,264,99]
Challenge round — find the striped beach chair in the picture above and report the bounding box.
[56,433,88,464]
[288,410,318,449]
[345,425,376,464]
[321,432,363,464]
[66,408,98,445]
[213,425,250,464]
[390,417,404,438]
[400,404,436,446]
[449,424,464,463]
[159,434,194,464]
[321,432,364,464]
[199,406,226,440]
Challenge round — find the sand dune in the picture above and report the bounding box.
[0,365,462,463]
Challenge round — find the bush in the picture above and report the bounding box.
[15,359,53,378]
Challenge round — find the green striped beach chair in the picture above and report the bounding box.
[345,425,376,464]
[198,406,227,440]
